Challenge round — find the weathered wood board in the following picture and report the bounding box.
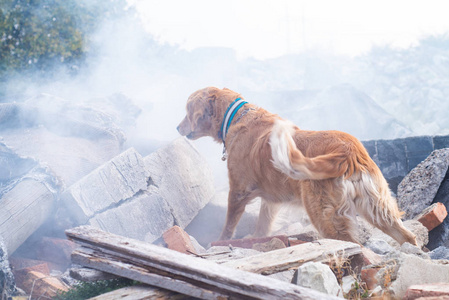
[67,226,338,300]
[223,239,362,275]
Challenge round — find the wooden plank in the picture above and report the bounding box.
[66,226,337,300]
[88,285,184,300]
[223,239,362,275]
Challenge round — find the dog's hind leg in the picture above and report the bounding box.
[219,189,255,241]
[352,172,417,245]
[253,200,281,237]
[302,180,360,244]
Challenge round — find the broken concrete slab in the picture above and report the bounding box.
[144,137,215,228]
[294,262,343,298]
[61,147,148,225]
[88,186,174,243]
[397,148,449,219]
[0,179,55,254]
[389,253,449,298]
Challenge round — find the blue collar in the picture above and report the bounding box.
[220,97,248,144]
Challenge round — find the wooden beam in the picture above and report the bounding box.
[223,239,362,275]
[66,226,337,300]
[88,285,184,300]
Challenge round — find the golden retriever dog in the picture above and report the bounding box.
[177,87,417,245]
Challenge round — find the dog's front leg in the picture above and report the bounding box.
[253,200,281,237]
[219,190,253,240]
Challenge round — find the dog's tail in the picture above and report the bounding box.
[269,119,360,180]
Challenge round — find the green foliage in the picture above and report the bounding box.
[0,0,128,80]
[53,278,137,300]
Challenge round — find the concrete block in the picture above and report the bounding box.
[390,254,449,298]
[294,262,343,298]
[144,138,215,228]
[376,139,407,179]
[62,147,148,224]
[416,202,448,231]
[398,149,449,219]
[88,187,174,243]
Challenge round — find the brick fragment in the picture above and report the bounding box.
[361,267,381,290]
[211,235,289,249]
[416,202,448,231]
[14,263,51,292]
[405,283,449,300]
[162,226,197,255]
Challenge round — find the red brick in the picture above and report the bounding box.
[162,226,197,255]
[417,202,448,231]
[211,235,289,248]
[405,283,449,300]
[35,237,78,269]
[361,267,381,290]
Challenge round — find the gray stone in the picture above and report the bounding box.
[397,148,449,219]
[144,138,215,228]
[62,148,148,224]
[88,187,174,243]
[364,238,396,255]
[400,242,430,259]
[429,246,449,260]
[294,262,343,298]
[389,253,449,299]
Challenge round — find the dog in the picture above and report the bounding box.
[177,87,417,245]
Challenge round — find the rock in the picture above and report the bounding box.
[189,235,206,254]
[400,242,430,259]
[428,167,449,249]
[88,186,174,243]
[61,147,149,225]
[389,253,449,298]
[63,138,214,244]
[405,283,449,300]
[428,246,449,260]
[252,237,287,252]
[163,226,198,255]
[341,275,356,295]
[267,269,296,283]
[294,262,343,298]
[0,237,16,298]
[397,149,449,219]
[364,238,397,255]
[144,137,214,229]
[416,202,448,231]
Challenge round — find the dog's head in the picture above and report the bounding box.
[177,87,240,141]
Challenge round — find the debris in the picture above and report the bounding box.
[222,239,362,275]
[66,225,337,299]
[405,283,449,300]
[294,262,343,297]
[416,202,448,231]
[211,235,289,249]
[88,285,184,300]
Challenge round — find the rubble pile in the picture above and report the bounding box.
[1,94,449,299]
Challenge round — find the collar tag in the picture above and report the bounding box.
[221,145,228,161]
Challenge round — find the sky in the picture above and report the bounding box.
[133,0,449,59]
